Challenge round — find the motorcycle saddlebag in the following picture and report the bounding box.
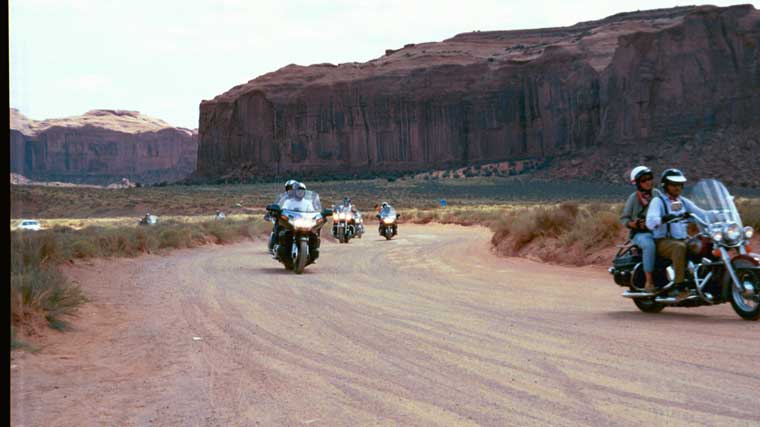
[612,251,641,287]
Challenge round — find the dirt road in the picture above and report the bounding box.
[11,224,760,426]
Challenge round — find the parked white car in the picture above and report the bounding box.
[17,219,42,231]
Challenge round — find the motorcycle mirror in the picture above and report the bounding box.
[397,214,401,219]
[266,204,281,212]
[322,208,333,217]
[376,214,381,219]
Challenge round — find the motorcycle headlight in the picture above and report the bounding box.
[292,218,316,229]
[744,226,754,240]
[710,227,723,242]
[725,223,742,243]
[337,213,345,220]
[383,217,395,224]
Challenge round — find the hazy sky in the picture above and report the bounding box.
[10,0,756,129]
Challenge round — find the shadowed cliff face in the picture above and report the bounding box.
[10,109,198,185]
[197,5,760,180]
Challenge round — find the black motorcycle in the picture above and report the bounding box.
[266,190,332,274]
[609,179,759,320]
[377,207,399,240]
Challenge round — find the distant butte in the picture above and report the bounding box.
[10,109,198,185]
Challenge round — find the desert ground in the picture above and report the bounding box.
[10,224,760,427]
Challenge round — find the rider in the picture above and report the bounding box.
[284,182,323,261]
[377,202,396,233]
[340,197,363,236]
[645,169,705,300]
[620,166,660,293]
[268,179,299,254]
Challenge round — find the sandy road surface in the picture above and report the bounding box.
[11,224,760,426]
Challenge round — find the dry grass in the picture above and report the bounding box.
[10,215,270,340]
[491,203,625,265]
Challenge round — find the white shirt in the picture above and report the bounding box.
[646,194,704,239]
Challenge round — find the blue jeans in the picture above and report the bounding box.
[632,232,655,273]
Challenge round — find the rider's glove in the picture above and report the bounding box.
[635,218,646,230]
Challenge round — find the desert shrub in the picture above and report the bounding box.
[133,228,160,253]
[11,234,87,331]
[70,239,99,258]
[202,220,239,244]
[560,209,624,250]
[491,203,624,258]
[158,228,191,249]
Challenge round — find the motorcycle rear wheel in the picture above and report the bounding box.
[730,258,760,321]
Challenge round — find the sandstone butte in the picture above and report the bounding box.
[10,109,198,186]
[197,5,760,182]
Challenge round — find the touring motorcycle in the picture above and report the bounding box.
[266,189,332,274]
[609,179,759,320]
[377,206,400,240]
[332,204,363,243]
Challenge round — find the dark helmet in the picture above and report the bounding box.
[343,196,351,204]
[285,179,298,191]
[660,168,687,187]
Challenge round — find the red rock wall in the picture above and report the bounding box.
[197,5,759,179]
[11,127,197,185]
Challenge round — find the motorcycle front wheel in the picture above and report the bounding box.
[294,240,308,274]
[730,258,760,321]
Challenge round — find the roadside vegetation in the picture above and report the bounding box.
[10,216,270,346]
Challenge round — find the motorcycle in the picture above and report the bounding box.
[377,207,400,240]
[138,214,158,226]
[266,190,332,274]
[609,179,759,320]
[332,204,363,244]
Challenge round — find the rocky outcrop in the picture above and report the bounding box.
[10,109,198,185]
[197,5,760,181]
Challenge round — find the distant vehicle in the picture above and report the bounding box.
[138,214,158,226]
[18,219,42,231]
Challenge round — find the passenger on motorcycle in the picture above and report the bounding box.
[645,169,706,299]
[620,166,660,293]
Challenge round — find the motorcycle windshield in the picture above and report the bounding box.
[380,207,396,218]
[688,179,742,227]
[278,190,322,213]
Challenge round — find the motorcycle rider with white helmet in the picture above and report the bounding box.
[645,169,706,300]
[268,179,299,254]
[620,166,660,293]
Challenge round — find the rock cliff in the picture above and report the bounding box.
[197,5,760,181]
[10,109,198,185]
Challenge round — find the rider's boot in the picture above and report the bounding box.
[669,283,691,301]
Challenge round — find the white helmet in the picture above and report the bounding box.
[629,166,652,185]
[293,182,307,199]
[285,179,298,191]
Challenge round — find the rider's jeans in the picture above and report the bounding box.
[632,232,655,273]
